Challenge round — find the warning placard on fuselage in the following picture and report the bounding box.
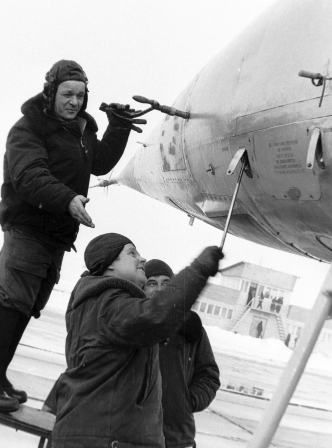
[253,122,321,200]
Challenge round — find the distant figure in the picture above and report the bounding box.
[284,333,291,347]
[247,289,254,306]
[270,298,276,312]
[276,297,283,313]
[257,292,264,310]
[294,335,299,347]
[256,321,264,338]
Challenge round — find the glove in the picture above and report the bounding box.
[100,102,147,133]
[191,246,224,277]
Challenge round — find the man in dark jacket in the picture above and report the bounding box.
[52,233,223,448]
[0,60,142,411]
[145,259,220,448]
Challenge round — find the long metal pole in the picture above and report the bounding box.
[219,160,245,251]
[248,263,332,448]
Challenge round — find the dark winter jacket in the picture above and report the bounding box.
[160,311,220,448]
[52,263,210,448]
[0,93,130,249]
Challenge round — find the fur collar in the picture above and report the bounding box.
[71,275,146,309]
[21,93,98,135]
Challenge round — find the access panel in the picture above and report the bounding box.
[252,123,321,200]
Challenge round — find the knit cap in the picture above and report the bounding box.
[145,259,174,280]
[84,233,134,276]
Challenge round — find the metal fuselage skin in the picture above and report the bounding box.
[117,0,332,262]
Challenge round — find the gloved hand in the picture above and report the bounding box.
[100,102,147,133]
[192,246,224,277]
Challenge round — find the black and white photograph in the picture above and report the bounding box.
[0,1,331,447]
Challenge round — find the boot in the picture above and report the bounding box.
[1,375,28,404]
[0,392,19,412]
[3,385,28,404]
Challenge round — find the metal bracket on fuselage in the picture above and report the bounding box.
[227,147,252,177]
[227,147,246,175]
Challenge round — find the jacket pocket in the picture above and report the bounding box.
[7,256,50,315]
[11,257,48,278]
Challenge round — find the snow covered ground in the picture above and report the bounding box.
[206,326,332,410]
[0,288,331,447]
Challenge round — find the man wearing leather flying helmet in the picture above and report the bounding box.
[0,60,146,411]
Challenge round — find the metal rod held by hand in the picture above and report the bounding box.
[219,159,245,251]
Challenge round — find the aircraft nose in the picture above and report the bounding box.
[116,156,144,194]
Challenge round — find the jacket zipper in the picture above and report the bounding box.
[79,118,88,159]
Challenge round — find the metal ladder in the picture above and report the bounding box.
[227,304,253,332]
[275,314,286,341]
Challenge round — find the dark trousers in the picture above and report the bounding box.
[0,306,30,391]
[0,229,64,317]
[0,229,64,389]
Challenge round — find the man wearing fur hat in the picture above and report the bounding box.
[52,233,223,448]
[145,259,220,448]
[0,60,144,411]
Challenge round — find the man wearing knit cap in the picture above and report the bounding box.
[145,259,220,448]
[0,60,145,411]
[52,233,223,448]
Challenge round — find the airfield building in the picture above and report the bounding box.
[193,261,332,353]
[286,305,332,353]
[192,262,297,342]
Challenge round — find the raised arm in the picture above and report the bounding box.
[99,247,223,347]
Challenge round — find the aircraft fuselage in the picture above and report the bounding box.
[117,0,332,262]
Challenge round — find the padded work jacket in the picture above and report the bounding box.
[0,93,130,249]
[52,263,210,448]
[160,312,220,448]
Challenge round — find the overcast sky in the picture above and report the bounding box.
[1,0,330,309]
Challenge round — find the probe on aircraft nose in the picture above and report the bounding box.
[133,95,190,119]
[299,70,332,107]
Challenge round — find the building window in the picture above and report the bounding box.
[214,306,221,316]
[241,280,249,293]
[192,301,199,311]
[287,324,294,334]
[200,302,207,313]
[257,285,264,296]
[227,309,233,319]
[221,307,227,318]
[221,276,241,290]
[264,287,271,298]
[278,289,285,298]
[207,304,214,314]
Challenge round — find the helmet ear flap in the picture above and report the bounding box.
[43,68,58,112]
[80,87,88,112]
